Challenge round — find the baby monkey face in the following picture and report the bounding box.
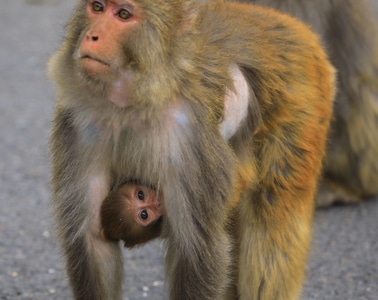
[122,184,162,226]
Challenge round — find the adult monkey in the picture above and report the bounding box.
[48,0,335,299]
[244,0,378,206]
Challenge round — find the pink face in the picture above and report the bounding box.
[80,0,140,74]
[121,184,163,227]
[77,1,142,107]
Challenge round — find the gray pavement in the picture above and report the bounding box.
[0,1,377,299]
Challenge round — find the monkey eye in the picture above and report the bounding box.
[140,210,149,220]
[137,190,145,201]
[118,9,133,20]
[92,1,104,12]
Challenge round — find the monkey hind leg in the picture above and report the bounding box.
[315,179,361,207]
[237,195,312,300]
[323,82,378,206]
[347,83,378,196]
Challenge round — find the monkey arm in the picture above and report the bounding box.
[162,102,235,300]
[50,108,123,300]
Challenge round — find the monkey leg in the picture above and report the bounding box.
[163,165,233,300]
[348,104,378,197]
[345,83,378,195]
[53,174,125,300]
[237,191,313,300]
[316,178,360,207]
[51,116,124,300]
[165,227,232,300]
[62,233,124,300]
[321,81,378,206]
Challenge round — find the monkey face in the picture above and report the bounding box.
[100,183,163,247]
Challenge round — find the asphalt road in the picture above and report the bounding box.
[0,1,377,299]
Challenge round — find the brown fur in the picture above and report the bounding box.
[48,0,335,299]
[101,183,163,248]
[245,0,378,206]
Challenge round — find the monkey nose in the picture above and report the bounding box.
[86,33,99,42]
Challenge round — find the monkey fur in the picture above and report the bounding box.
[243,0,378,206]
[101,182,163,248]
[48,0,335,299]
[120,0,378,249]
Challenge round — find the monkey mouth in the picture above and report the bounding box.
[81,54,110,67]
[80,54,111,75]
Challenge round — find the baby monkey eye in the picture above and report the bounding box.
[140,210,148,220]
[118,9,132,20]
[137,190,145,201]
[92,1,104,12]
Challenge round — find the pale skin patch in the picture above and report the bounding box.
[220,64,250,140]
[109,71,134,108]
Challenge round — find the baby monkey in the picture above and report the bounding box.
[101,180,242,249]
[101,183,163,248]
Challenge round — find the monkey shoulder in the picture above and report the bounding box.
[199,1,322,55]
